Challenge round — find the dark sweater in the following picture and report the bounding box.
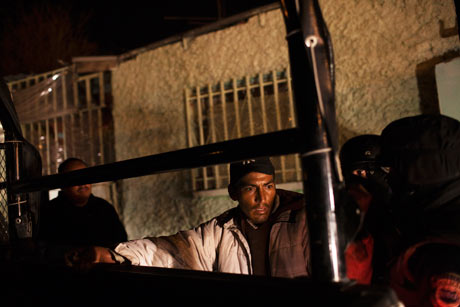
[40,193,128,249]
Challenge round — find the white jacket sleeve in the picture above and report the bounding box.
[114,219,221,271]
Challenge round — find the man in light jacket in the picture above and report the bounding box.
[67,157,310,278]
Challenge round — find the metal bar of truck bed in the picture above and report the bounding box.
[10,128,304,193]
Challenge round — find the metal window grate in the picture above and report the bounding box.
[185,66,302,191]
[8,69,114,175]
[0,141,8,243]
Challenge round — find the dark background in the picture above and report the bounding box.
[83,0,277,54]
[1,0,457,77]
[0,0,276,77]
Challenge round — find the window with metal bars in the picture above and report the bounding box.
[185,67,302,192]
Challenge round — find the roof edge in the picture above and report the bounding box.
[117,2,281,62]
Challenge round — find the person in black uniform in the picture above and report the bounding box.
[380,115,460,306]
[339,134,396,284]
[40,158,127,263]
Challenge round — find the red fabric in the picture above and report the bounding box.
[347,183,372,212]
[389,240,460,307]
[344,182,374,285]
[345,234,374,285]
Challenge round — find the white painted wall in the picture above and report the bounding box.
[436,57,460,121]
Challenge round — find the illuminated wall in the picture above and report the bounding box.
[111,1,459,239]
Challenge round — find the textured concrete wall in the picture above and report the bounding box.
[111,9,288,239]
[111,1,459,239]
[322,0,460,143]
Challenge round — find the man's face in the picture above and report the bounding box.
[61,161,92,207]
[229,172,276,225]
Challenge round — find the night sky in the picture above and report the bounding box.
[88,0,277,55]
[49,0,277,55]
[0,0,277,75]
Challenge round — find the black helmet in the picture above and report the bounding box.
[340,134,381,176]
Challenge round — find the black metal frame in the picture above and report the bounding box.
[4,0,350,283]
[11,128,303,192]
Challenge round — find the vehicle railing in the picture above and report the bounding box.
[7,0,346,285]
[10,128,304,193]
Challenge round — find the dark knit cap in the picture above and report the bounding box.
[381,114,460,185]
[229,157,275,186]
[340,134,382,175]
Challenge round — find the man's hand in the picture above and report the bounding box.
[65,246,116,271]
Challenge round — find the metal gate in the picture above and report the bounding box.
[0,140,8,243]
[7,68,114,175]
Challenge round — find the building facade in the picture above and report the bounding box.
[7,1,460,239]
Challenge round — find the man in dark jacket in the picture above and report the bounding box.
[40,158,128,261]
[380,114,460,307]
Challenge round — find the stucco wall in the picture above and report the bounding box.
[111,1,459,239]
[322,0,459,142]
[111,9,289,239]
